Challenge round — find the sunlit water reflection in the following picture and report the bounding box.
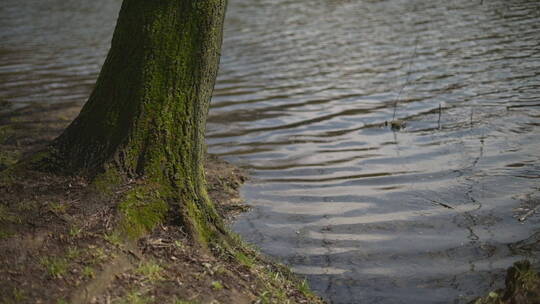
[1,0,540,303]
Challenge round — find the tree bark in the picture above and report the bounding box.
[51,0,227,243]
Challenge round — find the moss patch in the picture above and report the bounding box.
[0,150,20,171]
[0,125,14,144]
[91,167,123,196]
[118,185,169,239]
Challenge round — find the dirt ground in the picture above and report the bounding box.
[0,101,323,304]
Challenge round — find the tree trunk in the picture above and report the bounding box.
[51,0,227,243]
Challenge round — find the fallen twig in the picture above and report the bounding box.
[427,199,454,209]
[519,205,540,222]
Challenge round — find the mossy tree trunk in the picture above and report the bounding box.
[52,0,227,244]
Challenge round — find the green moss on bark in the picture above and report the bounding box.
[91,166,123,196]
[0,151,19,170]
[0,126,14,144]
[118,185,169,239]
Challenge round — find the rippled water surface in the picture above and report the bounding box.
[2,0,540,303]
[211,0,540,303]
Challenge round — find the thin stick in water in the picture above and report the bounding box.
[394,37,419,120]
[470,106,474,127]
[438,103,442,129]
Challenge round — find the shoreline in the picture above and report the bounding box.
[0,101,323,304]
[2,101,539,303]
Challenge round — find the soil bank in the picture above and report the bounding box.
[0,101,323,304]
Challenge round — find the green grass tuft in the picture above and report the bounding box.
[114,291,151,304]
[40,256,69,278]
[83,266,95,279]
[211,280,224,290]
[136,261,163,282]
[104,231,123,246]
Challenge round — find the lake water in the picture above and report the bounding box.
[1,0,540,303]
